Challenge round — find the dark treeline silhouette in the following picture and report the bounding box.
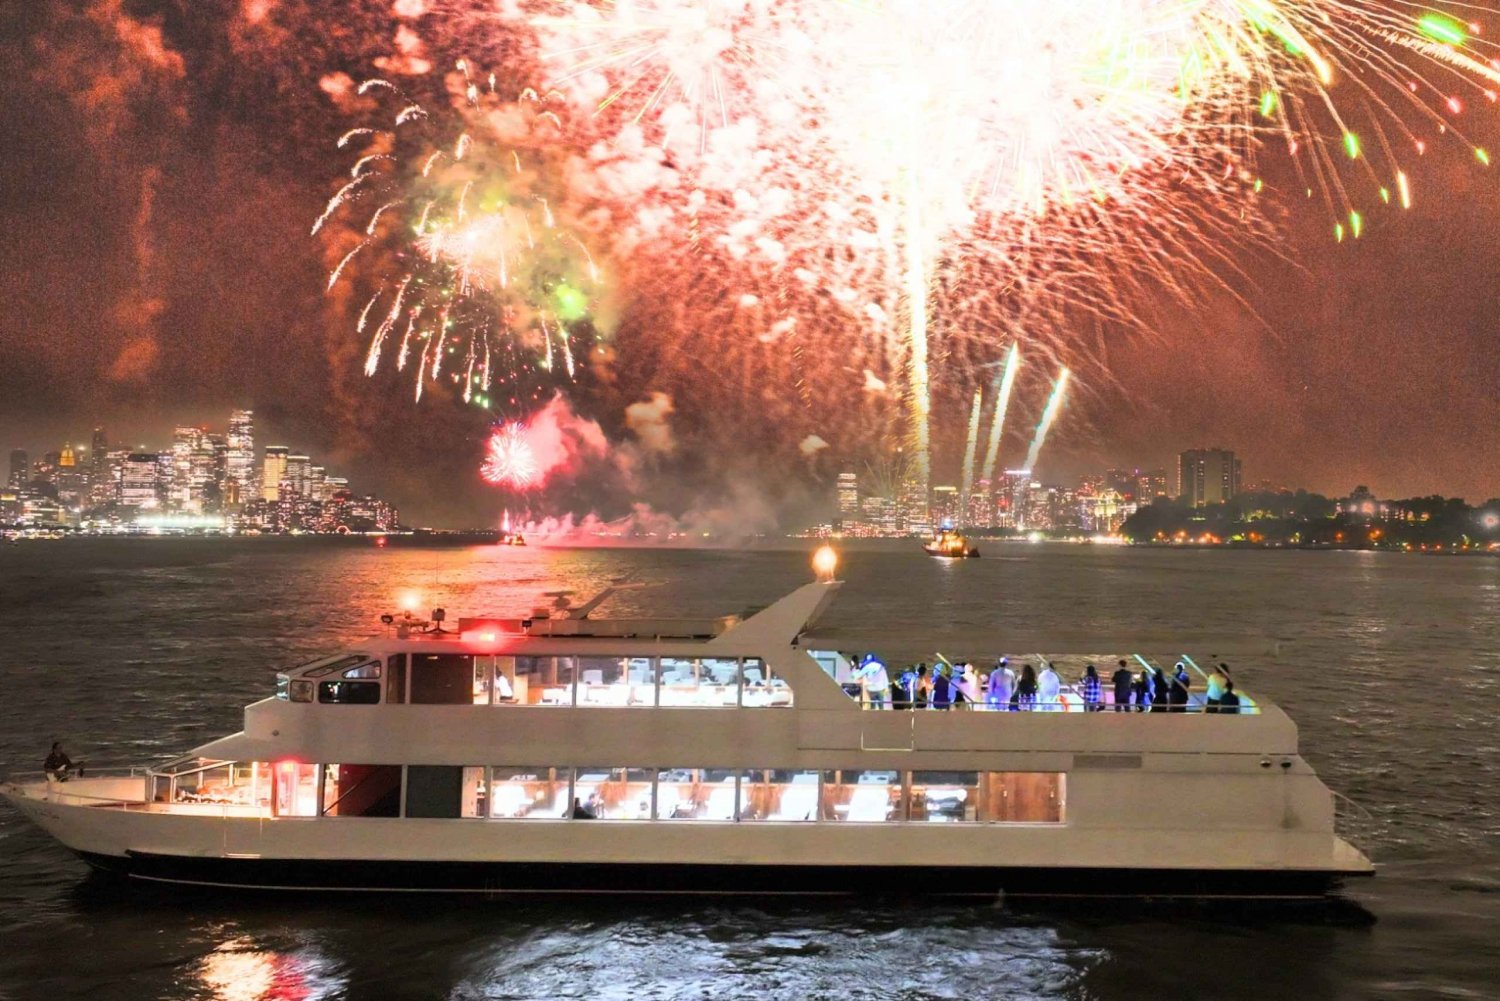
[1121,488,1500,550]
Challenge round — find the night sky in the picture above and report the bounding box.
[2,1,1498,527]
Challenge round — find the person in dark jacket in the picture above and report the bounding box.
[44,742,78,782]
[1111,661,1133,712]
[1218,680,1242,715]
[1012,664,1038,710]
[1169,664,1191,712]
[931,664,954,709]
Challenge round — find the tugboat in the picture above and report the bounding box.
[923,528,980,558]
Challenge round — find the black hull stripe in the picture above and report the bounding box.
[79,852,1367,899]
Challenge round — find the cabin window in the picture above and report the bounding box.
[659,658,740,707]
[165,761,267,809]
[385,654,406,704]
[655,768,738,820]
[490,657,519,704]
[461,767,487,818]
[572,768,653,820]
[321,764,401,817]
[487,767,567,819]
[515,656,576,705]
[318,680,381,704]
[738,769,820,821]
[472,657,492,705]
[409,654,475,705]
[577,656,655,707]
[405,765,465,818]
[742,658,793,708]
[272,761,320,817]
[981,772,1065,824]
[302,655,371,679]
[343,661,381,679]
[821,769,901,822]
[910,771,980,823]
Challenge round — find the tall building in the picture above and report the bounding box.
[261,446,289,501]
[120,453,165,509]
[226,409,256,505]
[8,449,27,488]
[835,471,859,520]
[285,454,312,497]
[1178,449,1241,507]
[930,484,960,527]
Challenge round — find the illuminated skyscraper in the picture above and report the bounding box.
[836,471,859,520]
[285,454,312,497]
[120,453,165,509]
[1178,449,1241,507]
[262,446,289,501]
[8,449,27,488]
[226,409,257,505]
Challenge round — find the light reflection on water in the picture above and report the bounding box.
[0,539,1497,999]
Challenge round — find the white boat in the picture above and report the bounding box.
[0,552,1373,897]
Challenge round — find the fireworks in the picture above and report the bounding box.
[320,1,1500,479]
[1023,367,1073,474]
[319,67,601,407]
[481,422,541,488]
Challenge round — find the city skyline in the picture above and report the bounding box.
[3,408,398,533]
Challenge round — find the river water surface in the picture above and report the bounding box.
[0,540,1496,1000]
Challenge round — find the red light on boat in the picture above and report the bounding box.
[374,536,388,548]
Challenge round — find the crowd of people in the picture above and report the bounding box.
[848,656,1244,714]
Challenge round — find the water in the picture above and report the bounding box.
[1,539,1497,1000]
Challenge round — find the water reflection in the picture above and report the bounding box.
[196,938,343,1001]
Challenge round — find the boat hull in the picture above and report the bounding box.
[83,851,1361,898]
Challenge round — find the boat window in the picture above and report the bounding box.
[472,656,493,705]
[659,658,740,707]
[410,654,475,705]
[342,661,381,680]
[302,654,371,679]
[655,768,738,820]
[981,772,1065,824]
[461,767,486,818]
[490,657,518,704]
[910,771,980,823]
[577,656,655,707]
[385,654,406,704]
[168,761,269,810]
[318,680,381,704]
[272,761,319,817]
[405,765,465,818]
[572,768,653,820]
[821,769,901,822]
[321,764,401,817]
[742,658,793,708]
[515,656,576,705]
[487,767,567,819]
[738,769,820,822]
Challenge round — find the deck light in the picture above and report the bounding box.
[812,545,839,580]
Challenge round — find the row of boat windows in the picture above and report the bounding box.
[155,760,1065,825]
[279,655,791,708]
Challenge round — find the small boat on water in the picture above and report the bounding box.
[0,548,1372,897]
[924,529,980,558]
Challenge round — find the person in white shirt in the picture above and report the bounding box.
[858,655,890,710]
[1038,662,1062,711]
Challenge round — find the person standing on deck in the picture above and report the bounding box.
[1111,661,1133,712]
[957,663,982,707]
[1081,664,1103,711]
[911,664,931,710]
[988,658,1014,711]
[931,664,954,710]
[1013,664,1039,710]
[858,655,890,710]
[1037,662,1062,711]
